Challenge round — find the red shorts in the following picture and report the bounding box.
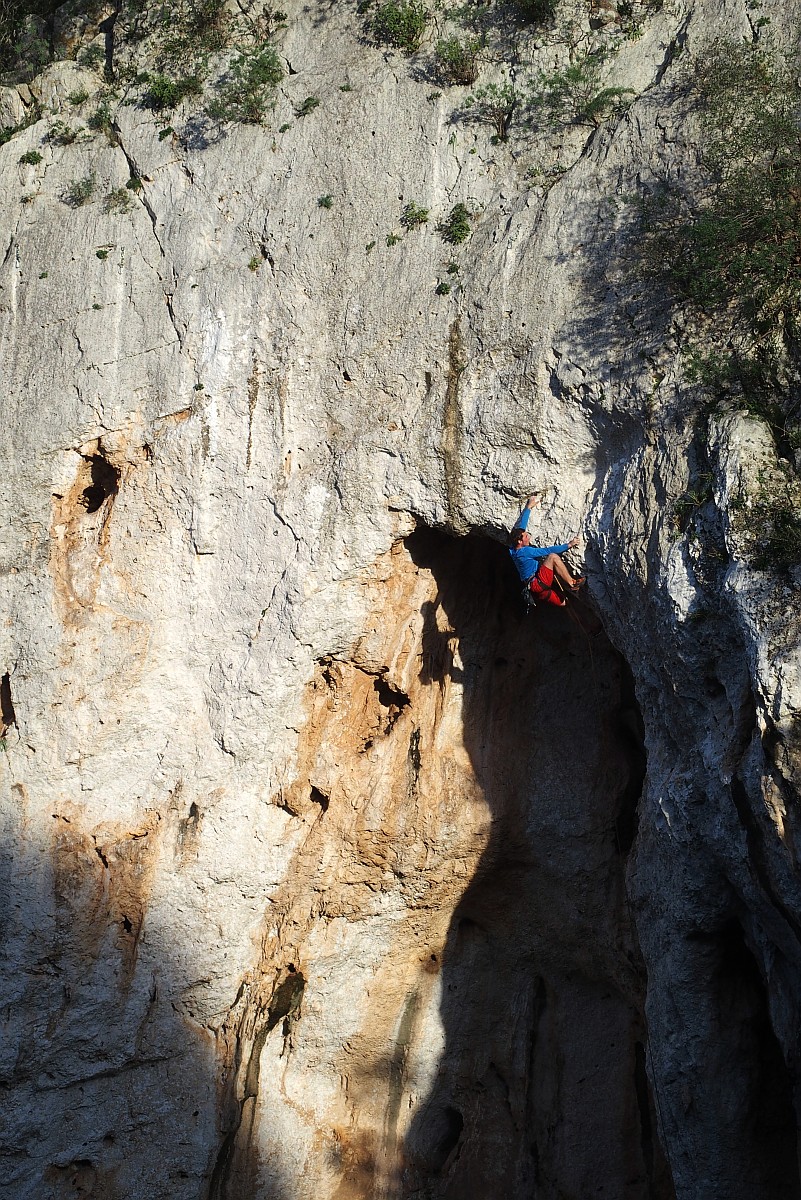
[529,563,565,607]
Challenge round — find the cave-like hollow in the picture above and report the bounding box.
[396,526,672,1200]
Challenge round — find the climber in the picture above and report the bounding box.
[509,493,583,607]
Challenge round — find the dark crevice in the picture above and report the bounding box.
[309,785,329,812]
[1,672,17,734]
[98,11,116,79]
[374,675,410,733]
[374,675,410,712]
[407,727,422,790]
[80,454,119,514]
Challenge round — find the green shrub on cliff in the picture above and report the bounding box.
[207,42,283,123]
[439,203,471,244]
[146,73,203,110]
[460,81,520,141]
[530,51,634,128]
[372,1,427,52]
[434,35,481,85]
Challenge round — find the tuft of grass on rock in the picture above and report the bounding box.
[65,173,96,206]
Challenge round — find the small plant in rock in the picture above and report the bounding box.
[340,82,352,92]
[318,193,334,208]
[78,44,106,71]
[435,280,451,294]
[386,231,401,245]
[163,0,230,58]
[0,107,39,146]
[126,176,142,191]
[439,202,471,244]
[279,121,291,131]
[96,247,109,259]
[147,73,202,110]
[248,254,261,271]
[103,187,135,214]
[365,240,376,252]
[88,99,116,140]
[66,173,96,206]
[372,1,427,52]
[446,260,459,274]
[295,95,320,116]
[434,35,481,85]
[461,81,519,141]
[747,473,801,571]
[673,472,714,531]
[47,119,79,145]
[68,87,90,105]
[207,42,283,123]
[401,200,429,229]
[19,148,42,164]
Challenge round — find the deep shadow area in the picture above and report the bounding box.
[696,917,800,1196]
[79,452,120,514]
[400,526,672,1200]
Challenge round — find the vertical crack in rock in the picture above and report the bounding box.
[441,319,467,523]
[246,357,259,471]
[98,10,116,79]
[208,967,306,1200]
[0,673,17,736]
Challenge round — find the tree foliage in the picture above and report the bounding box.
[648,42,801,337]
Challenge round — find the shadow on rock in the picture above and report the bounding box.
[398,525,672,1200]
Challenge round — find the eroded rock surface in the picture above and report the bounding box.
[2,1,801,1198]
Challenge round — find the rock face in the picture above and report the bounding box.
[1,1,801,1198]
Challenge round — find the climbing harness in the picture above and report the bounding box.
[522,567,572,611]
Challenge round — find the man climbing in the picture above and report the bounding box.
[509,493,583,607]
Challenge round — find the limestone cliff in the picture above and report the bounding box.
[1,0,801,1197]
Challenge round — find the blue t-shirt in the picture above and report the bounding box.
[509,505,569,583]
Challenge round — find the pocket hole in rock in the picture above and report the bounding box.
[80,454,120,514]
